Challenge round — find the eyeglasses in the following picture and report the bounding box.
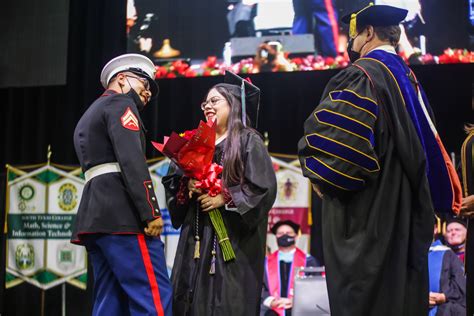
[200,96,225,110]
[125,75,150,91]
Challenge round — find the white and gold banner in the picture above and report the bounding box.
[5,164,87,290]
[267,156,311,253]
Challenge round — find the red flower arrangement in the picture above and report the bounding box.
[153,49,473,79]
[152,120,236,261]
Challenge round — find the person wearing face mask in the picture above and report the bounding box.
[260,220,318,316]
[72,54,172,315]
[297,3,462,316]
[162,71,277,315]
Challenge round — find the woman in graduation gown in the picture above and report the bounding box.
[162,72,277,316]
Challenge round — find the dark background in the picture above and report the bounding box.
[127,0,471,59]
[0,0,70,88]
[0,0,472,315]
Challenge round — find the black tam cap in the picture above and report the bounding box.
[224,71,261,128]
[446,217,467,228]
[271,220,300,235]
[341,3,408,38]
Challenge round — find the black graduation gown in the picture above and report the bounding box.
[298,57,435,315]
[435,248,466,316]
[163,129,277,316]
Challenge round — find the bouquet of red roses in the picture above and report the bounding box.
[152,120,236,262]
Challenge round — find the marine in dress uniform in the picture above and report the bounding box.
[292,0,339,57]
[72,54,172,316]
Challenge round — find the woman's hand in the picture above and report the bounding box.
[460,195,474,218]
[187,178,202,198]
[197,193,225,212]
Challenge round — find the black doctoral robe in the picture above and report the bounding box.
[461,130,474,316]
[297,51,435,315]
[163,129,277,316]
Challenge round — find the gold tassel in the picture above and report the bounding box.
[349,13,357,38]
[349,2,374,38]
[435,215,441,234]
[194,237,200,259]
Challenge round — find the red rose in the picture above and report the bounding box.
[184,69,198,77]
[325,57,335,65]
[206,56,217,68]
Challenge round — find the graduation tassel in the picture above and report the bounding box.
[241,80,246,127]
[209,236,217,275]
[194,203,200,259]
[209,251,216,275]
[194,236,201,259]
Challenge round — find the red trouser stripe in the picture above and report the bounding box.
[137,235,164,316]
[324,0,339,53]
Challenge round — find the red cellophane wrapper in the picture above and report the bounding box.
[152,120,222,194]
[152,120,236,261]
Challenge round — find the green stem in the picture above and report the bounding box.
[208,209,236,261]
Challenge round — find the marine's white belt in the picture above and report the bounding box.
[84,163,121,183]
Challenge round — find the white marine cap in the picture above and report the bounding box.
[100,53,158,96]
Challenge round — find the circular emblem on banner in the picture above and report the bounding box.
[57,243,75,271]
[15,243,35,270]
[58,183,78,211]
[18,201,27,212]
[18,184,35,201]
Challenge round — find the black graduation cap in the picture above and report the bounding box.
[224,71,261,128]
[341,3,408,38]
[446,216,467,228]
[271,220,301,235]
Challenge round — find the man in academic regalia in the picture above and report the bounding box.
[260,220,318,316]
[428,218,466,316]
[444,217,467,264]
[297,3,462,315]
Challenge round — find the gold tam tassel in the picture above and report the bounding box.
[349,2,374,38]
[349,13,357,38]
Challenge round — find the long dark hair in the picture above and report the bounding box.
[209,83,257,186]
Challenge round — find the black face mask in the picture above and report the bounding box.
[277,234,296,247]
[347,37,361,64]
[126,87,146,112]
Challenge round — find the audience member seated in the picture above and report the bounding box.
[429,220,466,315]
[260,220,319,316]
[445,217,468,264]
